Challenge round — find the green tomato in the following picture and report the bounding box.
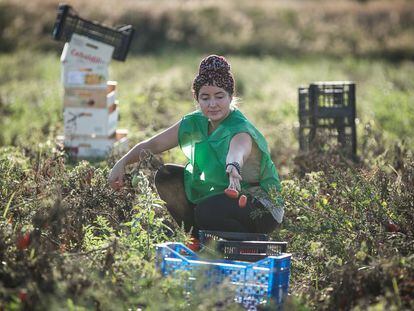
[131,175,139,188]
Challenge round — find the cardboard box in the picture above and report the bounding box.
[63,85,116,108]
[61,131,129,159]
[107,81,117,93]
[60,34,114,88]
[63,103,118,136]
[61,63,109,88]
[61,34,114,66]
[115,128,128,140]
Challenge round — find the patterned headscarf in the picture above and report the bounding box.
[192,55,235,99]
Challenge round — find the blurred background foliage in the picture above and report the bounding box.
[1,0,414,60]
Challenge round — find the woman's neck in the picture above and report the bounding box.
[209,119,220,131]
[208,110,231,133]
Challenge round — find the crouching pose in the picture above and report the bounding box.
[108,55,284,240]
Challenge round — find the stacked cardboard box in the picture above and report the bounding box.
[60,34,128,158]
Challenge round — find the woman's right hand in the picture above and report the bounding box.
[107,120,181,190]
[108,160,126,190]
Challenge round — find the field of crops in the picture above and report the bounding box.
[1,0,413,310]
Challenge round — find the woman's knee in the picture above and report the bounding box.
[155,164,178,184]
[154,164,193,217]
[154,165,184,192]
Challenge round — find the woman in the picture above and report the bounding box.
[108,55,284,240]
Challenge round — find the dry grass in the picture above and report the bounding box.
[2,0,414,58]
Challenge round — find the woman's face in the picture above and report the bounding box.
[197,84,232,123]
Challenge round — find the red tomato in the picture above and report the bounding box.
[238,195,247,208]
[17,232,31,250]
[386,222,399,232]
[18,290,27,302]
[224,188,239,199]
[186,237,200,252]
[60,243,67,253]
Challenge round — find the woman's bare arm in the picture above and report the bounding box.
[120,120,181,166]
[108,120,180,189]
[225,132,252,190]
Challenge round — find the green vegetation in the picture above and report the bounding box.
[0,49,413,310]
[1,0,413,309]
[0,130,413,310]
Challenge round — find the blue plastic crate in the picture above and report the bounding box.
[156,242,291,309]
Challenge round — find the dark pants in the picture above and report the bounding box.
[154,164,278,238]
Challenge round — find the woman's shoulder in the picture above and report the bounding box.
[227,109,271,151]
[226,109,256,132]
[179,110,207,138]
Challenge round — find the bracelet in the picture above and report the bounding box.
[226,162,241,175]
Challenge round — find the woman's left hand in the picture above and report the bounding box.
[226,165,242,191]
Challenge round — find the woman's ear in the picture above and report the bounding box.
[192,91,198,102]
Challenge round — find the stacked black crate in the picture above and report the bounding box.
[298,82,357,159]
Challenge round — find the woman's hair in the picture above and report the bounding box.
[192,55,235,100]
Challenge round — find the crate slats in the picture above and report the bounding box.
[156,242,291,309]
[298,81,357,158]
[52,4,134,61]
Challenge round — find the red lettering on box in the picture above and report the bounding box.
[70,48,105,65]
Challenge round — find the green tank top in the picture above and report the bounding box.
[178,109,282,204]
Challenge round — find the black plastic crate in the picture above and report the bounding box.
[310,82,356,125]
[198,230,287,262]
[298,81,357,158]
[52,4,134,61]
[216,240,288,262]
[199,230,269,244]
